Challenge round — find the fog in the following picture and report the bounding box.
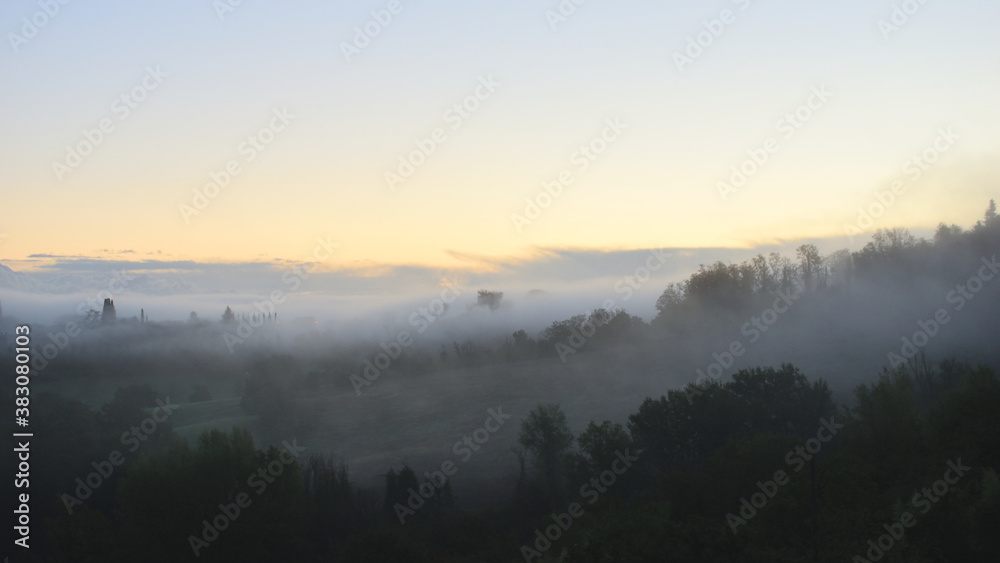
[5,220,998,494]
[4,215,999,561]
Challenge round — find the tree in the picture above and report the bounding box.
[540,315,586,348]
[518,404,574,499]
[595,310,647,343]
[383,464,453,525]
[512,329,531,347]
[726,364,834,438]
[929,365,1000,471]
[750,253,776,293]
[684,261,746,310]
[628,382,739,473]
[825,248,853,286]
[654,283,685,318]
[476,290,503,311]
[302,455,360,543]
[577,420,632,473]
[84,308,101,326]
[383,465,419,515]
[768,252,798,293]
[222,306,236,324]
[979,198,998,228]
[508,329,536,360]
[846,367,927,487]
[934,223,965,245]
[114,427,305,561]
[796,244,824,291]
[858,228,917,262]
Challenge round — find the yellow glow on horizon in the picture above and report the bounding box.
[2,150,994,273]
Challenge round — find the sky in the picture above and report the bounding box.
[1,0,999,286]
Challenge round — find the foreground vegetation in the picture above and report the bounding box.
[4,359,998,561]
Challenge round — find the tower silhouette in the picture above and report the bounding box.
[102,298,117,325]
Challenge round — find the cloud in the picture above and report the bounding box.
[0,234,867,325]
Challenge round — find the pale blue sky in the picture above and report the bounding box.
[2,0,998,274]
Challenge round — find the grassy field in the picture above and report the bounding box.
[29,324,938,510]
[167,397,258,444]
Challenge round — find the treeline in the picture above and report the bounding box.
[27,201,1000,387]
[515,359,1000,562]
[498,200,1000,361]
[654,200,998,324]
[6,357,999,561]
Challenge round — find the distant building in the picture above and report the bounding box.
[102,298,117,325]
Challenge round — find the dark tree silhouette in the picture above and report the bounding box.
[518,403,574,499]
[476,289,503,311]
